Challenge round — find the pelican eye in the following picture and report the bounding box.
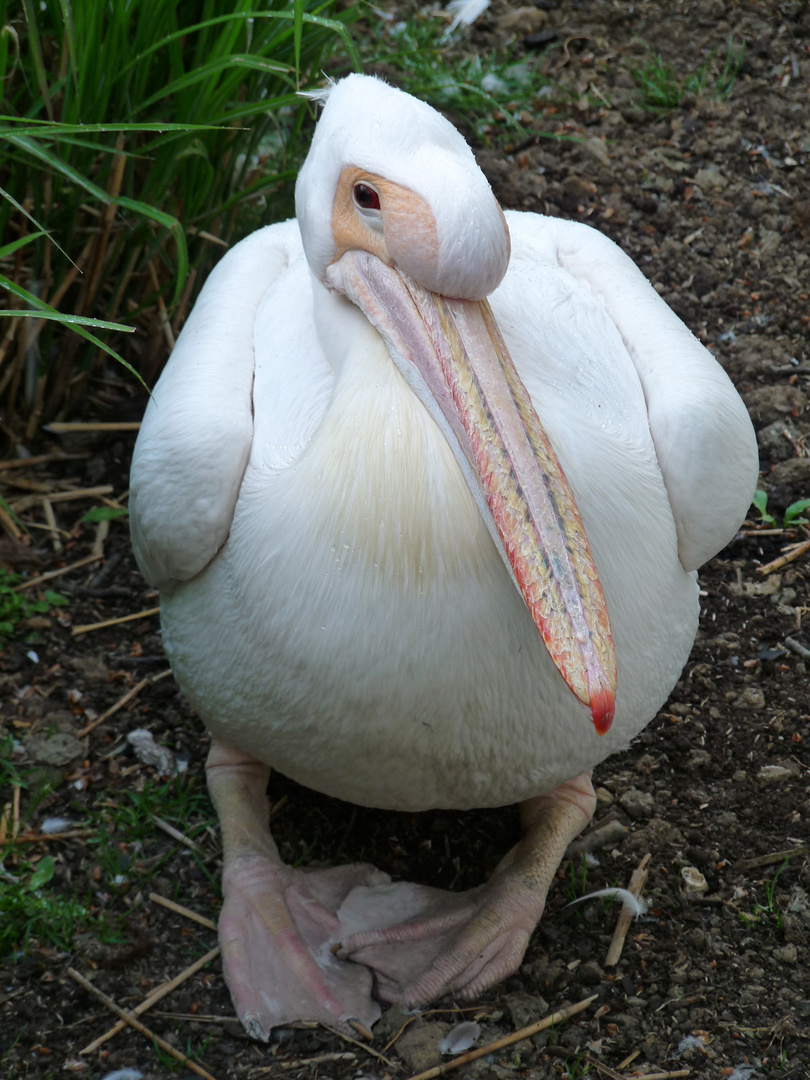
[353,182,381,211]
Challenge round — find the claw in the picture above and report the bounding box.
[347,1017,375,1041]
[241,1014,271,1043]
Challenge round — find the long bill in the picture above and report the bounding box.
[328,250,617,734]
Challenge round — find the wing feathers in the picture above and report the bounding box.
[537,216,758,570]
[130,221,301,587]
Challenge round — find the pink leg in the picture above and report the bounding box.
[206,739,388,1040]
[335,772,597,1006]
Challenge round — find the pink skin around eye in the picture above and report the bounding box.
[353,183,381,210]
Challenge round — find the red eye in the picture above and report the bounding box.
[353,183,381,211]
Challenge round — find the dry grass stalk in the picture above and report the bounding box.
[10,484,113,512]
[171,267,199,339]
[0,502,24,540]
[404,994,598,1080]
[14,829,95,843]
[583,1053,625,1080]
[1,477,52,492]
[77,669,162,738]
[71,605,160,636]
[757,537,810,575]
[149,891,217,931]
[268,794,289,823]
[82,135,128,315]
[24,375,47,443]
[79,945,221,1055]
[26,236,94,359]
[46,421,141,432]
[274,1052,358,1073]
[322,1024,396,1065]
[41,498,62,553]
[5,785,22,868]
[605,852,651,967]
[149,257,177,352]
[585,1054,690,1080]
[12,784,21,844]
[68,967,219,1079]
[624,1072,689,1079]
[12,553,102,591]
[153,815,209,858]
[734,846,806,870]
[616,1048,641,1069]
[91,516,109,560]
[0,452,89,471]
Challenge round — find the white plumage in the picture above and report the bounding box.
[130,74,758,1037]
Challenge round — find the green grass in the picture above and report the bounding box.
[0,730,218,957]
[752,489,810,527]
[90,776,219,895]
[0,0,361,434]
[562,1056,592,1079]
[0,855,91,956]
[0,736,92,955]
[632,36,744,110]
[565,852,589,903]
[0,567,67,636]
[739,857,791,929]
[360,10,551,145]
[1,2,566,439]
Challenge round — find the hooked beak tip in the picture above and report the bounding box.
[590,685,615,736]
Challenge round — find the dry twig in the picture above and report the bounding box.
[14,829,94,844]
[624,1072,689,1079]
[79,946,221,1054]
[71,605,160,636]
[68,967,219,1080]
[586,1056,691,1080]
[149,891,217,931]
[605,852,651,967]
[77,668,171,736]
[757,537,810,575]
[45,421,141,433]
[251,1052,357,1075]
[149,257,176,351]
[0,501,24,539]
[153,815,209,858]
[616,1048,640,1069]
[734,846,806,870]
[0,452,89,471]
[40,498,62,553]
[0,802,10,846]
[91,516,109,560]
[12,553,102,591]
[10,484,113,512]
[404,994,598,1080]
[583,1055,625,1080]
[322,1023,395,1061]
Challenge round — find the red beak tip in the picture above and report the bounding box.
[590,687,615,736]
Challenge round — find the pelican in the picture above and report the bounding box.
[130,74,758,1040]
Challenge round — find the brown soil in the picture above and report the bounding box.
[1,1,809,1077]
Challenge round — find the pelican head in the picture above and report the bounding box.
[295,74,510,300]
[295,74,616,734]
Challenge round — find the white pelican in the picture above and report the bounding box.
[130,74,758,1040]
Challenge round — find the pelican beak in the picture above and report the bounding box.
[328,250,617,734]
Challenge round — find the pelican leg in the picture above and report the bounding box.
[206,739,387,1040]
[335,772,596,1006]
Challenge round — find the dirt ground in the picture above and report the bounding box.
[1,0,809,1077]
